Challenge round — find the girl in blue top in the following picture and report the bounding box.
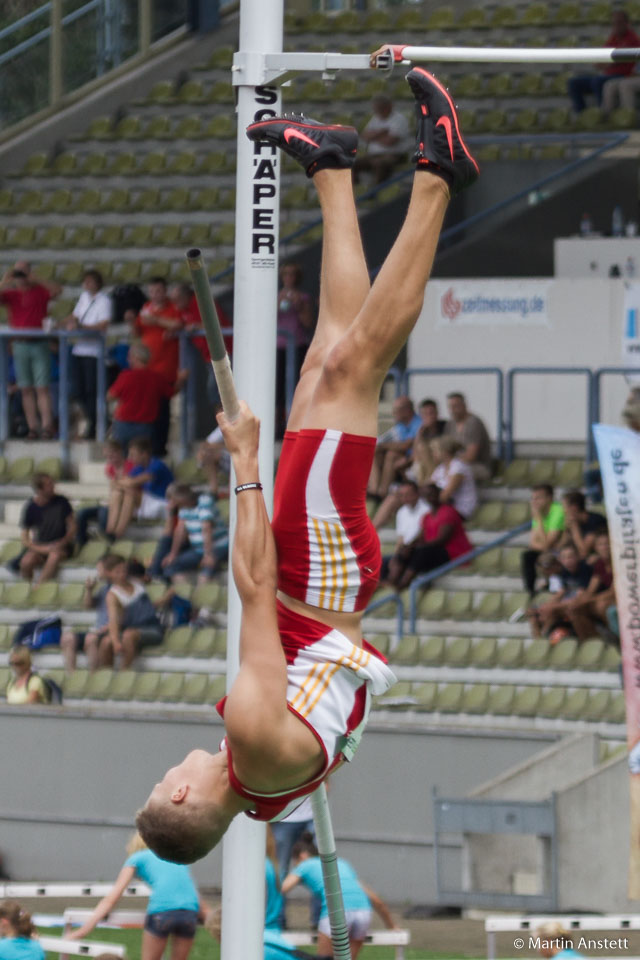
[281,835,396,960]
[69,833,210,960]
[0,902,44,960]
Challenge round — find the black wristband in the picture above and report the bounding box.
[235,482,263,494]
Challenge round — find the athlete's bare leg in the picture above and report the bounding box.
[287,169,370,431]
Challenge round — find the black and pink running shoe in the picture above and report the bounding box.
[246,114,358,178]
[406,67,479,194]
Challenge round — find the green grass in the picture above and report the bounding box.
[39,925,477,960]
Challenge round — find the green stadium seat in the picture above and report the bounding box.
[133,540,157,565]
[561,688,589,719]
[168,151,198,175]
[183,224,211,248]
[213,223,235,245]
[200,151,228,174]
[436,683,464,712]
[165,626,193,656]
[419,635,446,666]
[207,46,234,69]
[57,262,84,285]
[0,541,23,564]
[504,502,531,527]
[496,638,524,668]
[503,592,530,620]
[462,683,491,714]
[178,80,207,104]
[555,459,584,489]
[0,189,12,213]
[11,225,36,246]
[16,191,43,215]
[23,152,49,176]
[213,630,227,657]
[586,0,614,22]
[408,682,434,712]
[109,152,137,175]
[575,106,605,131]
[418,589,447,619]
[65,669,90,698]
[207,81,234,104]
[487,73,514,97]
[553,1,582,23]
[29,582,59,609]
[139,151,166,175]
[445,636,472,666]
[36,456,62,480]
[85,115,113,139]
[157,673,185,702]
[0,625,11,651]
[584,689,611,721]
[85,669,113,699]
[605,692,625,724]
[146,80,176,104]
[166,186,191,211]
[523,638,550,669]
[513,686,542,717]
[391,634,420,665]
[52,152,77,175]
[182,674,209,704]
[203,114,235,138]
[192,582,222,611]
[516,74,544,96]
[109,671,137,700]
[67,225,94,248]
[80,153,108,175]
[59,583,86,610]
[488,684,515,715]
[502,548,522,577]
[0,666,10,693]
[502,459,531,487]
[8,457,34,482]
[114,115,143,138]
[529,460,556,486]
[44,188,73,213]
[538,687,566,717]
[475,145,502,163]
[191,628,217,658]
[363,10,391,30]
[602,645,621,671]
[478,109,508,133]
[115,262,142,284]
[76,188,102,212]
[207,676,226,702]
[188,187,219,211]
[154,224,181,246]
[134,672,162,701]
[219,187,236,210]
[474,592,504,621]
[548,638,578,670]
[470,503,505,531]
[145,115,173,138]
[369,634,390,657]
[95,225,123,247]
[609,107,637,130]
[124,224,152,247]
[394,8,424,29]
[74,541,108,565]
[470,636,497,668]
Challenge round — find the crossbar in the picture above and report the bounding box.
[378,43,640,65]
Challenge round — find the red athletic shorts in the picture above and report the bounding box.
[272,429,381,613]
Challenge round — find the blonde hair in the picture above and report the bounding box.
[432,435,465,458]
[0,901,36,939]
[136,798,232,864]
[411,428,437,485]
[126,831,147,856]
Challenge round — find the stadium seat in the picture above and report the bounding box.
[513,686,542,717]
[523,638,550,669]
[470,503,505,531]
[207,676,227,702]
[435,683,464,712]
[602,645,621,671]
[146,115,173,139]
[538,687,566,717]
[503,592,530,620]
[504,502,531,527]
[555,459,584,489]
[95,225,123,247]
[605,692,625,724]
[392,634,420,665]
[0,625,11,651]
[114,115,143,139]
[418,589,447,619]
[462,683,491,714]
[419,635,446,666]
[134,672,162,701]
[474,592,504,620]
[85,669,113,699]
[146,80,176,104]
[7,457,34,482]
[573,638,605,671]
[0,541,23,564]
[413,682,437,711]
[44,188,73,213]
[165,626,193,656]
[16,192,42,215]
[469,636,497,667]
[206,45,234,69]
[65,669,90,698]
[0,189,12,213]
[157,673,185,702]
[0,667,10,693]
[154,224,181,246]
[139,151,166,175]
[59,583,86,610]
[84,115,113,139]
[584,689,611,721]
[169,151,199,174]
[487,684,515,715]
[191,582,222,611]
[203,114,235,139]
[529,460,556,486]
[561,688,589,719]
[67,225,94,247]
[207,81,234,104]
[191,628,217,658]
[502,548,523,577]
[29,583,59,609]
[548,638,578,670]
[76,188,102,212]
[23,152,49,176]
[369,634,390,657]
[502,459,531,487]
[110,539,134,559]
[80,153,108,175]
[74,542,108,565]
[213,630,227,657]
[445,636,472,667]
[496,638,524,668]
[124,224,152,247]
[4,584,30,608]
[110,670,137,700]
[189,187,219,211]
[36,457,62,480]
[182,674,209,704]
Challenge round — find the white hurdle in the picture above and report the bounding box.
[286,929,411,960]
[485,916,640,959]
[62,910,146,935]
[0,883,149,899]
[38,937,126,959]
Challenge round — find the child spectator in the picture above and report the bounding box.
[60,555,122,672]
[158,484,228,582]
[443,392,492,483]
[62,268,112,439]
[106,437,173,541]
[560,490,606,559]
[430,435,478,520]
[395,483,472,589]
[529,542,592,641]
[76,440,132,547]
[520,484,566,602]
[0,901,44,960]
[108,341,185,454]
[380,480,430,586]
[12,473,75,582]
[5,647,49,706]
[100,557,164,668]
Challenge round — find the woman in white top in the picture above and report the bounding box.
[62,268,112,438]
[99,556,163,668]
[429,435,478,520]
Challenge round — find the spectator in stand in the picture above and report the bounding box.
[169,282,232,408]
[560,490,606,559]
[601,64,640,117]
[276,263,314,438]
[108,341,185,453]
[5,647,49,706]
[353,94,410,185]
[10,473,75,582]
[76,440,133,547]
[0,901,45,960]
[0,260,61,440]
[197,415,230,497]
[60,555,122,672]
[564,530,616,642]
[568,10,640,113]
[520,484,566,602]
[528,541,593,642]
[419,397,446,439]
[135,277,183,455]
[380,480,430,587]
[395,483,472,589]
[430,435,478,520]
[443,392,492,483]
[368,396,421,500]
[154,484,228,582]
[62,268,112,439]
[99,556,164,667]
[372,412,440,529]
[105,436,174,541]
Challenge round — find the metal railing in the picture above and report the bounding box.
[402,366,504,460]
[364,592,405,649]
[505,366,594,463]
[591,366,640,461]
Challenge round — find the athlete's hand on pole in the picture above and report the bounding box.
[217,400,260,460]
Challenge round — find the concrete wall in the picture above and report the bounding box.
[408,278,629,446]
[0,706,555,904]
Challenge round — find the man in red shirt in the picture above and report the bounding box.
[397,483,472,588]
[568,10,640,112]
[108,341,185,453]
[0,261,61,439]
[135,277,182,455]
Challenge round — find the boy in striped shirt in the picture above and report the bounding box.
[160,485,229,581]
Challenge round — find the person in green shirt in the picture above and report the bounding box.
[521,484,565,600]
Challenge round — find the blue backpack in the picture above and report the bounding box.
[13,616,62,651]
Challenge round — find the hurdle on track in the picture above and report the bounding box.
[224,3,632,953]
[0,883,149,899]
[38,937,126,959]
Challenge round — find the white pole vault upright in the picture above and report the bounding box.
[221,1,283,959]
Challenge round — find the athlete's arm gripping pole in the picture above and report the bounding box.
[186,248,240,421]
[311,784,352,960]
